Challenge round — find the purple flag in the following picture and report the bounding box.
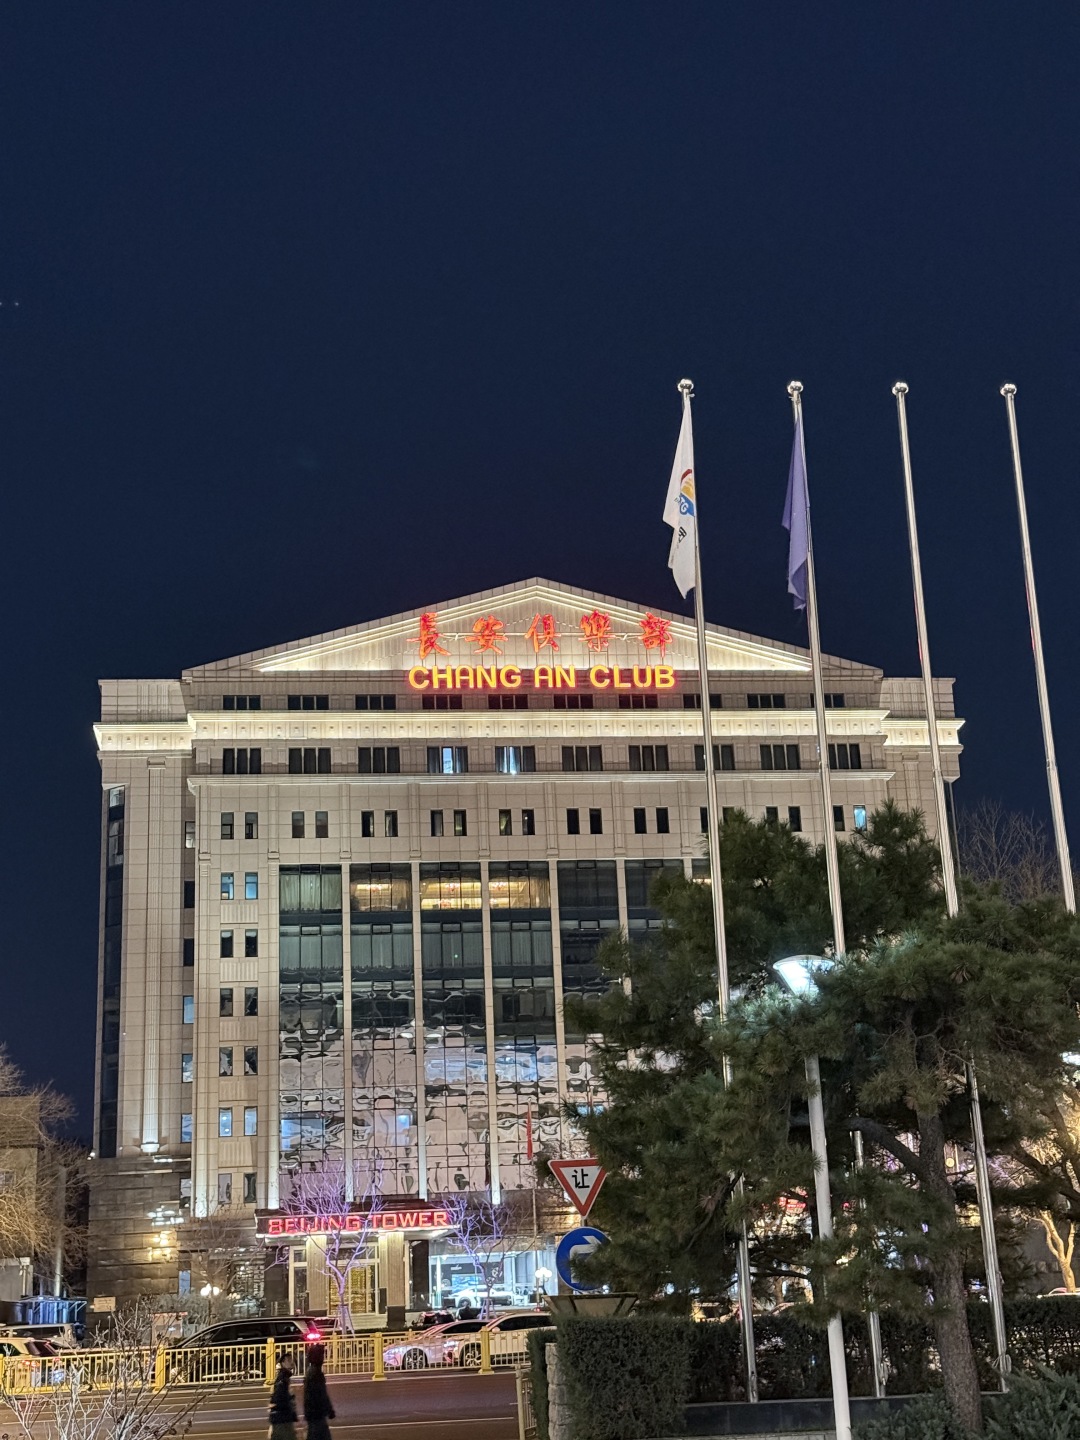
[782,412,809,611]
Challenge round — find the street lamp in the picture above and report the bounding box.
[774,955,852,1440]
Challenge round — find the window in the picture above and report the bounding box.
[828,743,863,771]
[589,809,603,835]
[218,1108,233,1138]
[244,812,258,840]
[244,1107,258,1137]
[384,810,398,838]
[222,747,261,775]
[181,1113,193,1143]
[422,694,463,711]
[220,930,234,958]
[361,811,375,838]
[694,744,736,771]
[499,810,512,836]
[182,995,194,1024]
[633,808,647,835]
[244,873,258,900]
[723,807,737,822]
[219,987,234,1017]
[553,694,594,709]
[222,694,261,711]
[357,746,401,773]
[219,1047,233,1077]
[427,745,468,774]
[315,811,329,838]
[760,744,801,771]
[488,694,530,709]
[181,1054,193,1084]
[244,929,258,958]
[244,986,258,1016]
[289,747,331,774]
[495,745,536,774]
[244,1046,258,1076]
[431,810,444,837]
[834,805,846,832]
[683,693,722,709]
[522,809,536,835]
[183,880,196,909]
[765,806,779,824]
[656,807,670,834]
[183,938,195,967]
[628,745,669,772]
[184,819,195,849]
[788,806,803,832]
[355,694,397,711]
[291,812,305,839]
[287,694,330,710]
[809,692,846,708]
[618,694,659,709]
[566,809,580,836]
[217,1173,232,1205]
[243,1172,257,1204]
[454,810,467,837]
[561,745,603,772]
[220,872,235,900]
[854,805,868,832]
[220,813,234,840]
[700,806,708,833]
[747,693,786,709]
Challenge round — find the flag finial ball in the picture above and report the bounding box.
[677,378,694,396]
[1001,383,1017,397]
[787,380,803,397]
[892,381,909,396]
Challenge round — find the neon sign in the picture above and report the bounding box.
[407,665,676,692]
[256,1208,451,1239]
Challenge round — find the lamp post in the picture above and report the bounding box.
[774,956,852,1440]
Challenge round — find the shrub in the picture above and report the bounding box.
[984,1368,1080,1440]
[854,1394,972,1440]
[526,1326,557,1440]
[556,1315,693,1440]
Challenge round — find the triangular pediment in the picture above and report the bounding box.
[185,579,878,678]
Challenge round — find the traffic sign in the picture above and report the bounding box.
[548,1157,607,1217]
[556,1227,609,1291]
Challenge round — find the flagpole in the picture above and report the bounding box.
[892,381,1009,1390]
[679,379,759,1405]
[999,385,1076,913]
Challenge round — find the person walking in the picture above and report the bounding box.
[267,1354,298,1440]
[303,1343,336,1440]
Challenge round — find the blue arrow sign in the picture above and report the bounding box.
[555,1226,609,1292]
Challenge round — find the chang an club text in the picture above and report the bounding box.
[407,664,675,692]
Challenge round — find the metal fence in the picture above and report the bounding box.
[516,1366,538,1440]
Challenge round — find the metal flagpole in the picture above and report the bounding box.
[1000,385,1076,913]
[785,384,857,1430]
[680,379,759,1404]
[892,381,1009,1389]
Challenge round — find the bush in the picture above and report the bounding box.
[526,1326,557,1440]
[556,1315,693,1440]
[854,1394,972,1440]
[985,1369,1080,1440]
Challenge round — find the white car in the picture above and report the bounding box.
[383,1319,488,1370]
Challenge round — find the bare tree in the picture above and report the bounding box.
[278,1159,384,1331]
[180,1205,263,1324]
[957,799,1066,902]
[1006,1085,1080,1291]
[435,1191,531,1316]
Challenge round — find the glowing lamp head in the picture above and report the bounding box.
[773,954,830,998]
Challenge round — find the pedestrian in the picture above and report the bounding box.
[268,1354,298,1440]
[303,1343,336,1440]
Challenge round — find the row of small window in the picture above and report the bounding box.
[179,1107,258,1142]
[214,1172,257,1205]
[363,809,534,838]
[179,1047,258,1080]
[223,693,401,711]
[697,804,867,833]
[220,873,259,900]
[222,690,848,712]
[219,930,260,958]
[182,989,258,1022]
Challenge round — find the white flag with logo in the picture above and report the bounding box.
[664,395,697,597]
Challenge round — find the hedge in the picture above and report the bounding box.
[525,1326,557,1440]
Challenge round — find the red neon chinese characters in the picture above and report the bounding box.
[466,615,506,654]
[525,613,559,654]
[579,610,612,653]
[413,613,449,661]
[639,613,673,660]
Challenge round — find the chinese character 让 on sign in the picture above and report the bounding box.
[525,613,560,654]
[413,612,449,661]
[579,610,612,653]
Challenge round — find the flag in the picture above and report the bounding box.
[664,396,697,597]
[782,411,809,611]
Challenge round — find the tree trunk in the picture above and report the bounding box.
[1037,1210,1077,1291]
[918,1110,983,1435]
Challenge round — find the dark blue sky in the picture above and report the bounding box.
[3,4,1078,1117]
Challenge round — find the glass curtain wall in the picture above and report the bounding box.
[624,860,684,942]
[279,866,344,1167]
[556,861,619,1112]
[489,862,558,1192]
[349,864,419,1194]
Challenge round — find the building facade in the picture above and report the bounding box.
[88,579,963,1313]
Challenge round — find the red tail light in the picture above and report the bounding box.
[305,1330,322,1341]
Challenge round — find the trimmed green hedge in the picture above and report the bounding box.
[525,1326,557,1440]
[556,1315,694,1440]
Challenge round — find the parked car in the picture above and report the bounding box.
[383,1319,488,1370]
[0,1336,68,1386]
[451,1285,516,1313]
[455,1311,550,1368]
[169,1316,323,1381]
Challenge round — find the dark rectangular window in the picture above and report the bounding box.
[561,745,603,772]
[422,694,464,710]
[633,807,647,834]
[488,694,530,709]
[355,694,397,710]
[828,743,863,771]
[694,744,736,771]
[521,809,536,836]
[656,807,670,834]
[315,811,329,838]
[431,810,444,837]
[244,1046,258,1076]
[499,809,512,836]
[220,930,234,958]
[291,812,305,839]
[183,880,195,909]
[765,806,779,825]
[223,747,235,774]
[566,809,580,836]
[700,806,708,833]
[384,811,398,838]
[495,746,536,774]
[219,987,234,1017]
[589,809,603,835]
[358,746,401,773]
[834,805,846,832]
[553,694,594,709]
[618,694,659,710]
[747,693,786,709]
[244,986,258,1016]
[361,811,375,838]
[223,694,260,711]
[182,938,195,966]
[244,812,258,839]
[243,1172,257,1203]
[759,744,801,771]
[220,813,234,840]
[287,694,330,711]
[244,929,258,958]
[454,810,467,837]
[223,748,261,774]
[788,806,802,832]
[427,745,469,774]
[628,745,669,772]
[683,693,722,709]
[218,1047,233,1077]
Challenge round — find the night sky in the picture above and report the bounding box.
[3,4,1078,1121]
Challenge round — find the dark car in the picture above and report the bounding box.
[170,1316,323,1381]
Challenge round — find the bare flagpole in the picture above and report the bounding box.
[679,379,759,1404]
[892,381,1009,1390]
[1000,385,1076,913]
